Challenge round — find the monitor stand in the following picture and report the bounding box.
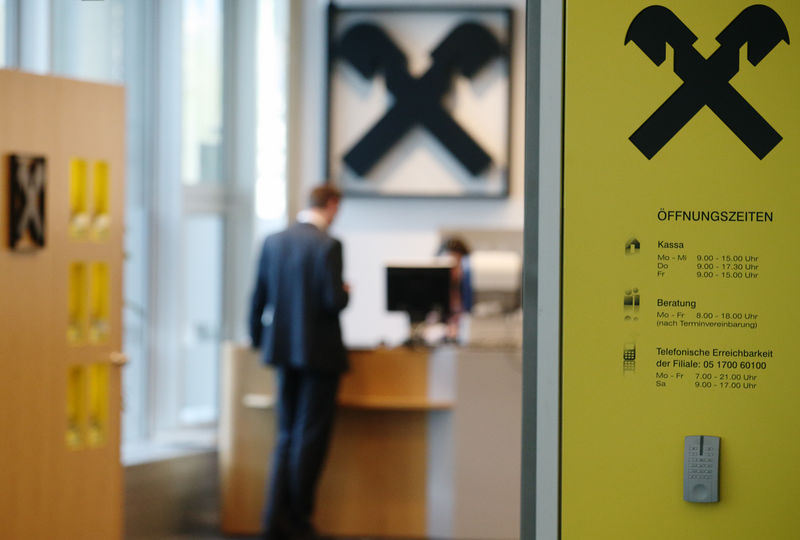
[403,320,428,348]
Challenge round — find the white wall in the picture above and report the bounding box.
[291,0,527,347]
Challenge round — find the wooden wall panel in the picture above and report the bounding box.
[219,344,277,534]
[219,345,443,537]
[315,409,429,537]
[0,71,125,540]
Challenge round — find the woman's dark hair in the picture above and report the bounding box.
[437,236,471,256]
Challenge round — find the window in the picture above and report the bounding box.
[172,0,290,431]
[0,0,7,67]
[256,0,289,229]
[179,215,224,424]
[12,0,290,447]
[51,0,124,83]
[49,0,145,443]
[182,0,223,186]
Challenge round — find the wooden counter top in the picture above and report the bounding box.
[336,347,454,410]
[337,395,453,410]
[240,347,455,412]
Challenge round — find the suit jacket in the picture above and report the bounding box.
[249,222,349,373]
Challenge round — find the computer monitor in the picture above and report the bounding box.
[386,264,452,323]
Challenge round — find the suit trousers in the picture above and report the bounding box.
[263,366,340,539]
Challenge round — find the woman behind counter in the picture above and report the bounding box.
[437,237,473,342]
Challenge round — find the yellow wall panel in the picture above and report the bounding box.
[92,161,110,241]
[68,262,87,344]
[69,158,89,239]
[89,262,110,344]
[87,362,110,448]
[66,365,86,450]
[562,1,800,538]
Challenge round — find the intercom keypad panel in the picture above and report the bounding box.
[684,435,720,503]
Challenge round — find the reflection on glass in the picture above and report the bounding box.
[183,0,223,185]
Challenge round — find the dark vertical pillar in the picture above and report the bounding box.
[521,1,542,539]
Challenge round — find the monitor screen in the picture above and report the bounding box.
[386,265,452,323]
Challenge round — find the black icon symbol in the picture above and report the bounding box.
[623,343,636,373]
[9,155,46,250]
[624,288,640,310]
[625,238,641,255]
[626,5,789,159]
[624,288,640,321]
[337,22,503,176]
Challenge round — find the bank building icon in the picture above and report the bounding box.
[625,238,640,255]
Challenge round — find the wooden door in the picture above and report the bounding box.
[0,71,125,539]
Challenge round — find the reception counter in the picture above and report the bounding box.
[219,343,521,539]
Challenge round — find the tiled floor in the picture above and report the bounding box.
[161,532,261,539]
[125,450,429,540]
[160,531,258,540]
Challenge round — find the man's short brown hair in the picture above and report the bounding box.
[308,185,342,209]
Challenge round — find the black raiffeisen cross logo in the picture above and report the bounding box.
[9,154,46,250]
[626,5,789,159]
[338,22,502,177]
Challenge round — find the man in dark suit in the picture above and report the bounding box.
[249,186,349,540]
